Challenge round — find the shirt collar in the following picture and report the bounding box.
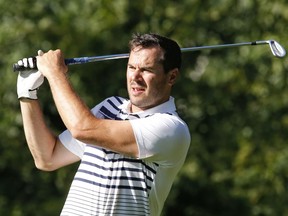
[119,96,176,118]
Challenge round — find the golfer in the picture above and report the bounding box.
[17,33,191,216]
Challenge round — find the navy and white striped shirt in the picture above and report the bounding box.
[59,96,190,216]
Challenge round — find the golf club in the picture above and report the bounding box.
[13,40,286,72]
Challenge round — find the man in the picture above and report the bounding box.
[17,33,191,216]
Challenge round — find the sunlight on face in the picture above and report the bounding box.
[126,46,173,113]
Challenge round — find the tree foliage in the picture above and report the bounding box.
[0,0,287,215]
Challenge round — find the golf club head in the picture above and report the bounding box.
[268,40,286,57]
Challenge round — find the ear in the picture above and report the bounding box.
[167,68,179,86]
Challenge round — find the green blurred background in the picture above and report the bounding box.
[0,0,287,215]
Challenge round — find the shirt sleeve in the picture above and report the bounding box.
[129,113,191,166]
[59,130,86,158]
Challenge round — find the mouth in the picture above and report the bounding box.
[131,86,145,95]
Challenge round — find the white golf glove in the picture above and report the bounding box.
[17,50,44,100]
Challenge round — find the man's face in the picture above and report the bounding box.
[127,46,177,113]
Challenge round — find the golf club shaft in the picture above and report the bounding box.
[13,40,285,72]
[66,41,268,65]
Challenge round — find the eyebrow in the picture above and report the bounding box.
[128,63,157,72]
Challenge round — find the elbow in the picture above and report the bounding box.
[69,123,91,142]
[34,160,57,172]
[69,127,84,141]
[68,115,98,141]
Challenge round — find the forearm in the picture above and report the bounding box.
[20,99,58,169]
[46,72,93,135]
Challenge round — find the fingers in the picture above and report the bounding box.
[38,50,44,56]
[17,57,36,69]
[17,59,24,66]
[28,57,35,68]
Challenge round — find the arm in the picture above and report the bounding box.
[20,99,80,171]
[37,50,139,157]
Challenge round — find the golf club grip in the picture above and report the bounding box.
[12,57,92,72]
[12,61,37,72]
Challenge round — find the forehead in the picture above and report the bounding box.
[128,46,164,66]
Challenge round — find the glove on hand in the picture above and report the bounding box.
[17,50,44,100]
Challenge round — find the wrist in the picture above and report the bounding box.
[19,97,38,102]
[18,89,38,100]
[46,70,69,86]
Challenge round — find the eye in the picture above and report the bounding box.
[142,67,155,74]
[128,64,136,70]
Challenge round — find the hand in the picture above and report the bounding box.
[17,50,45,100]
[36,49,68,79]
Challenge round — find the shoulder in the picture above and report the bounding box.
[131,113,191,163]
[146,112,189,130]
[152,113,190,141]
[132,111,189,134]
[131,112,191,148]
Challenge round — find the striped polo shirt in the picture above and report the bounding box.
[59,96,191,216]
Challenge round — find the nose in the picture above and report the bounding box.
[130,68,143,81]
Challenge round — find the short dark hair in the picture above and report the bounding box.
[129,33,182,73]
